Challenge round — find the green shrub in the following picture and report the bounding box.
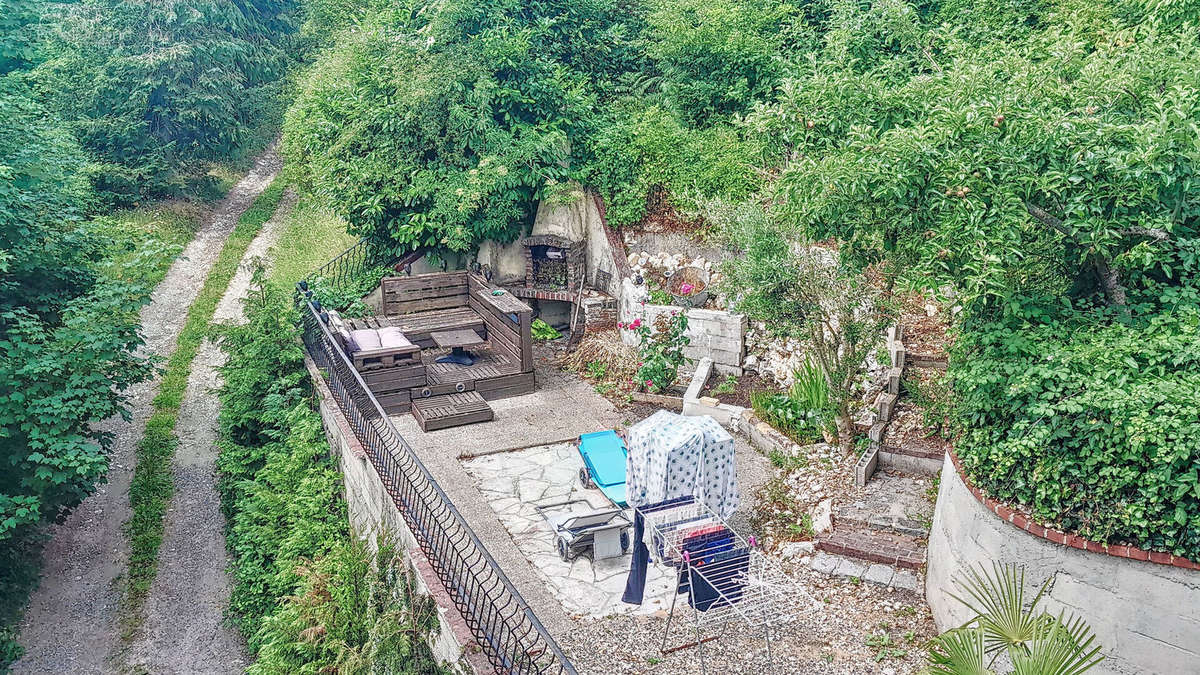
[34,0,299,203]
[952,308,1200,558]
[308,264,390,318]
[583,105,766,227]
[644,0,795,124]
[623,313,690,393]
[531,319,561,341]
[216,275,442,672]
[750,391,823,445]
[217,275,345,643]
[248,536,445,675]
[284,0,642,253]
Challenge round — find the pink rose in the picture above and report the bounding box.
[681,283,694,295]
[645,379,653,386]
[617,321,625,329]
[630,318,642,329]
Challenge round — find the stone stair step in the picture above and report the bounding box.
[837,507,928,538]
[806,551,922,593]
[841,469,935,535]
[817,527,926,569]
[878,445,943,475]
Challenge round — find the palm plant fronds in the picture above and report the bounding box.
[926,562,1104,675]
[1011,612,1104,675]
[947,561,1053,656]
[927,627,992,675]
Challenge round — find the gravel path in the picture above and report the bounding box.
[12,148,282,675]
[122,187,296,674]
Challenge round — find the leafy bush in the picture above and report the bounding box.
[249,536,444,675]
[217,276,345,642]
[0,82,154,542]
[34,0,299,203]
[217,275,442,672]
[531,318,561,341]
[721,210,891,448]
[952,308,1200,558]
[644,0,795,124]
[750,391,823,445]
[583,105,766,227]
[308,264,390,318]
[284,0,643,253]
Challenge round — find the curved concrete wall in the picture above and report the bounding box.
[927,454,1200,675]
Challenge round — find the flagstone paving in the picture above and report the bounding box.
[463,444,676,617]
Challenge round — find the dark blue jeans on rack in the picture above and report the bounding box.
[621,510,649,604]
[622,496,695,605]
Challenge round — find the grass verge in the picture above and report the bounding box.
[266,197,358,292]
[120,177,288,638]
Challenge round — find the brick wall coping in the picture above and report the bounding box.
[948,451,1200,572]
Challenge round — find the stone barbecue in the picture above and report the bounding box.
[522,234,584,293]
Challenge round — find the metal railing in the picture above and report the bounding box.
[297,239,576,675]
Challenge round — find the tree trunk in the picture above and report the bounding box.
[835,409,855,453]
[1092,256,1128,307]
[1024,201,1128,308]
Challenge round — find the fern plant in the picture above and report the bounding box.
[927,562,1103,675]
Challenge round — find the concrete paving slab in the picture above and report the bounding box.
[864,563,895,587]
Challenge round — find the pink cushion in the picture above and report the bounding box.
[376,326,413,348]
[348,329,381,352]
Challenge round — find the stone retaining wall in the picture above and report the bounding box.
[619,278,746,371]
[927,453,1200,675]
[307,358,482,674]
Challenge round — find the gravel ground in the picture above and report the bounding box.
[12,148,282,675]
[122,188,295,674]
[559,564,937,675]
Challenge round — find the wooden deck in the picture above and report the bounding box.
[349,271,538,429]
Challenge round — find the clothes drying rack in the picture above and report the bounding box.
[639,496,811,673]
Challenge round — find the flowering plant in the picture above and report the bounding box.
[619,312,690,393]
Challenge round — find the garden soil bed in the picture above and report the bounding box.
[702,370,773,408]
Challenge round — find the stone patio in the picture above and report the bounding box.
[463,444,677,618]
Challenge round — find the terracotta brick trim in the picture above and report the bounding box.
[948,452,1200,572]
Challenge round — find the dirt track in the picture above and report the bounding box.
[12,149,282,675]
[121,188,297,674]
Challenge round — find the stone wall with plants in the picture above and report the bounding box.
[619,278,746,370]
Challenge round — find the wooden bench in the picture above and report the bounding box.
[334,314,426,414]
[381,271,534,375]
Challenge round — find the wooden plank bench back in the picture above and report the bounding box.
[381,272,469,316]
[378,270,534,374]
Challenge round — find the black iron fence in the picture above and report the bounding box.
[297,239,576,675]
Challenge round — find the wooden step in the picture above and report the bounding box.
[411,391,494,432]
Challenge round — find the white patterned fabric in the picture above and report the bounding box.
[625,411,740,519]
